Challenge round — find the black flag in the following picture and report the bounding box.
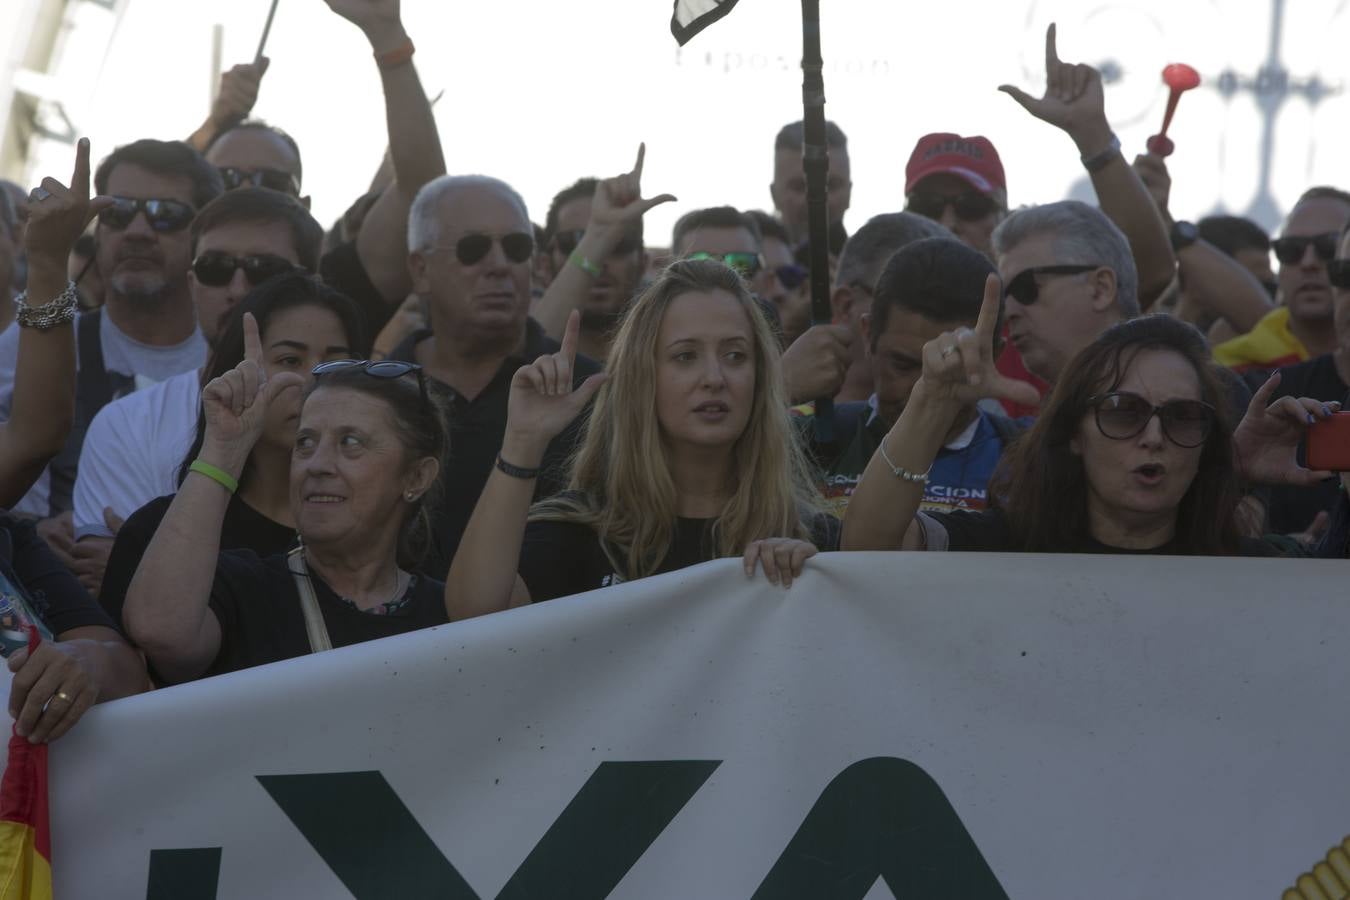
[671,0,742,45]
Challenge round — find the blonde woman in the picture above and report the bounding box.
[446,259,834,620]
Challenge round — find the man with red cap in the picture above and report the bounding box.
[903,134,1007,259]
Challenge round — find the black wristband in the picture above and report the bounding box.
[1080,134,1121,174]
[496,454,541,480]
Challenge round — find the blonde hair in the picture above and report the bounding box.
[531,258,823,579]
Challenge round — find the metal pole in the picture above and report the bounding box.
[255,0,281,65]
[799,0,835,443]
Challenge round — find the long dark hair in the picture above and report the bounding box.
[178,272,368,490]
[992,314,1242,555]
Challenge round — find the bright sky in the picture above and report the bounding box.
[16,0,1350,241]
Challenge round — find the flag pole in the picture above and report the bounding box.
[799,0,835,444]
[255,0,281,65]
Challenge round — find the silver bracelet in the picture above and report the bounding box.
[13,282,78,330]
[878,441,930,484]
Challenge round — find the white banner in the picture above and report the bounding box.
[47,553,1350,898]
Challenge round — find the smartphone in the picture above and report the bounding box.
[1307,412,1350,472]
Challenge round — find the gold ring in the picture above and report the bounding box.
[52,691,71,704]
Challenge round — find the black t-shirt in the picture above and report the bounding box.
[100,493,297,630]
[320,240,394,339]
[519,508,841,603]
[928,507,1280,556]
[207,550,448,677]
[390,318,603,579]
[1242,354,1349,534]
[0,514,116,638]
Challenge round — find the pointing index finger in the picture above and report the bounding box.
[71,138,91,200]
[632,142,646,180]
[243,312,263,363]
[560,309,581,366]
[1045,22,1059,70]
[974,273,1003,349]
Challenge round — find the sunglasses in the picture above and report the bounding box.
[1004,264,1099,306]
[1272,232,1340,266]
[552,229,640,257]
[1088,391,1216,449]
[906,191,1000,223]
[312,359,429,408]
[449,232,534,266]
[98,197,195,233]
[218,166,301,197]
[1329,259,1350,290]
[775,264,808,291]
[191,252,297,287]
[686,251,763,279]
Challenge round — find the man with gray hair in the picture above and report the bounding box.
[388,174,602,578]
[993,199,1140,385]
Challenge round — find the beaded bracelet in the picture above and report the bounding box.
[879,442,930,485]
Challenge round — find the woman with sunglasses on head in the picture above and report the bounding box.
[124,309,450,683]
[446,258,836,622]
[842,275,1336,557]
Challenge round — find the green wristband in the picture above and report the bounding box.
[189,459,239,495]
[569,251,602,278]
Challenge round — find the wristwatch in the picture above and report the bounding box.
[1080,134,1121,173]
[1170,220,1200,253]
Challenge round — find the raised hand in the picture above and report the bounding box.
[322,0,407,53]
[999,23,1113,153]
[209,59,269,133]
[200,313,304,458]
[1132,153,1172,220]
[915,274,1042,411]
[504,311,607,459]
[23,138,113,264]
[586,144,677,247]
[1232,372,1340,486]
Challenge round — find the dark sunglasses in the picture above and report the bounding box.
[906,191,1000,223]
[1004,264,1099,306]
[191,252,297,287]
[686,251,763,279]
[98,197,195,233]
[1272,232,1340,266]
[1088,391,1216,449]
[775,264,808,290]
[552,229,640,257]
[312,359,429,408]
[1329,259,1350,290]
[218,166,301,197]
[452,232,534,266]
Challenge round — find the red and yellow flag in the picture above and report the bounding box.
[0,628,51,899]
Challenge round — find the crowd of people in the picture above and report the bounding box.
[0,8,1345,740]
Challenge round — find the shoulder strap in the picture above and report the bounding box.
[287,547,333,654]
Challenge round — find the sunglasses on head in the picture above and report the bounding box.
[775,263,808,291]
[1272,232,1340,266]
[552,229,640,257]
[686,251,763,279]
[312,359,429,408]
[192,252,297,287]
[1328,258,1350,289]
[98,197,195,233]
[450,232,534,266]
[1088,391,1216,449]
[218,166,301,197]
[906,190,1000,223]
[1004,264,1099,306]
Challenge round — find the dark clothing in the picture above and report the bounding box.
[1242,355,1348,534]
[389,318,603,579]
[927,506,1280,556]
[519,504,841,603]
[100,493,296,631]
[320,241,394,340]
[207,550,447,677]
[0,514,116,641]
[1314,486,1350,559]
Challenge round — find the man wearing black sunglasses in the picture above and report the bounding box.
[1215,187,1350,373]
[903,133,1007,260]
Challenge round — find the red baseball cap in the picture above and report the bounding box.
[905,133,1007,196]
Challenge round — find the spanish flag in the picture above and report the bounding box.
[0,628,51,899]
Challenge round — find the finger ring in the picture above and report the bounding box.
[940,345,958,359]
[28,186,50,203]
[51,691,71,704]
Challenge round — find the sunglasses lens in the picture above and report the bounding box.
[1272,236,1336,265]
[1314,234,1339,261]
[456,234,493,265]
[312,359,363,376]
[192,254,236,287]
[144,200,193,232]
[1096,393,1152,439]
[776,265,808,290]
[366,361,416,378]
[218,168,245,190]
[98,200,137,230]
[258,170,298,195]
[242,256,296,286]
[501,233,535,263]
[1005,271,1037,306]
[1329,260,1350,290]
[954,194,996,221]
[905,194,942,219]
[723,253,760,278]
[1161,401,1213,448]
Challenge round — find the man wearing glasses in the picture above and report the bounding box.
[1215,187,1350,373]
[903,133,1007,260]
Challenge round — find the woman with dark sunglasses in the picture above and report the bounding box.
[123,305,451,683]
[842,277,1336,557]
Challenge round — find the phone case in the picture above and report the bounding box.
[1307,412,1350,472]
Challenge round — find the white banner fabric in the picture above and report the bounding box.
[47,553,1350,898]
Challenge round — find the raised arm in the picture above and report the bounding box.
[325,0,447,304]
[534,144,676,340]
[1000,23,1176,308]
[445,312,606,620]
[841,276,1039,550]
[0,140,112,507]
[187,59,269,154]
[124,314,302,683]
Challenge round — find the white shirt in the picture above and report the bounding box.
[72,369,201,538]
